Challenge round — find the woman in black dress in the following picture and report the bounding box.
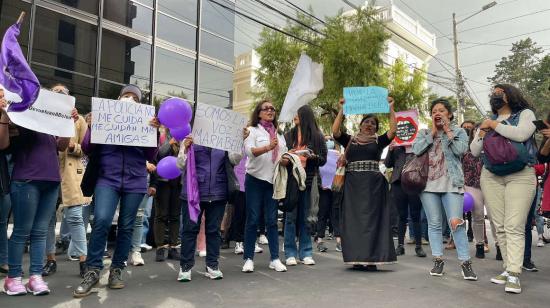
[332,97,397,270]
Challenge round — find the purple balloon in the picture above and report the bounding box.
[463,192,474,212]
[158,97,192,129]
[157,156,181,180]
[170,124,192,141]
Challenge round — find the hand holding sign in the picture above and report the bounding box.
[343,86,389,115]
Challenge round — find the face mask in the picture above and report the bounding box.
[120,96,136,103]
[489,94,506,111]
[326,140,335,150]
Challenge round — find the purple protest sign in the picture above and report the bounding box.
[320,150,340,189]
[234,155,247,192]
[0,18,40,112]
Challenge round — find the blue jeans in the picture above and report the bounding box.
[284,188,312,260]
[420,192,470,262]
[8,180,59,277]
[65,206,87,257]
[131,195,150,252]
[180,199,226,269]
[142,196,153,245]
[86,186,145,270]
[0,193,11,266]
[244,174,279,261]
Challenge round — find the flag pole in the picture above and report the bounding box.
[17,12,26,24]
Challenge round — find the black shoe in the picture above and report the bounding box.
[461,260,478,280]
[317,242,328,252]
[395,245,405,256]
[108,267,125,289]
[167,248,180,260]
[430,258,444,276]
[42,260,57,276]
[475,243,485,259]
[496,245,503,261]
[0,266,8,275]
[73,269,100,298]
[221,241,230,249]
[79,261,87,278]
[415,247,426,258]
[336,242,342,252]
[522,260,538,272]
[55,239,70,255]
[103,250,112,259]
[156,247,167,262]
[366,265,377,271]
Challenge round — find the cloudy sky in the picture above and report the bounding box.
[233,0,550,110]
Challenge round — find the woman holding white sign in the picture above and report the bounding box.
[332,97,397,270]
[74,85,159,298]
[242,99,288,273]
[2,95,78,296]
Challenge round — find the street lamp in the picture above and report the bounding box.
[453,1,497,123]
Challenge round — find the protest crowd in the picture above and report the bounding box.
[1,15,550,303]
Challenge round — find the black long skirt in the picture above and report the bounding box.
[341,171,397,265]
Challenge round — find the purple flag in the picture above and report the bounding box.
[320,150,340,189]
[0,20,40,112]
[186,145,201,223]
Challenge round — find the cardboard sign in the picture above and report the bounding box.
[192,102,248,153]
[394,109,419,147]
[91,97,157,147]
[6,88,75,137]
[343,86,389,115]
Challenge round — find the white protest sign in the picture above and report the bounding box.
[192,102,248,153]
[6,88,75,137]
[91,97,157,147]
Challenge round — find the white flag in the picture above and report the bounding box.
[279,54,323,122]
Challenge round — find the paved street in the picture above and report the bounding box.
[1,234,549,308]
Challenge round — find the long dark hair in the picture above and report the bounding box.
[249,99,278,128]
[430,98,454,121]
[493,84,533,114]
[360,114,380,132]
[290,105,322,148]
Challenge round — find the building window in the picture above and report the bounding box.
[0,1,32,58]
[104,0,153,35]
[157,12,196,50]
[201,0,235,40]
[50,0,99,15]
[201,31,234,65]
[32,7,97,77]
[158,0,197,25]
[154,48,195,104]
[199,62,232,108]
[100,30,151,90]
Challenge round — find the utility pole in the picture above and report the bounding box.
[452,13,466,124]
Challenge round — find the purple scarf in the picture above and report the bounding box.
[0,21,40,112]
[186,145,200,223]
[259,120,278,162]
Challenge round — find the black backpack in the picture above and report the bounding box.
[277,163,301,212]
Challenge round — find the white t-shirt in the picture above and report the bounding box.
[244,125,287,183]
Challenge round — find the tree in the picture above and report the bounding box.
[253,6,428,133]
[527,54,550,118]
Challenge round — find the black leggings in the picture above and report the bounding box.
[391,182,422,247]
[316,189,333,238]
[227,191,246,243]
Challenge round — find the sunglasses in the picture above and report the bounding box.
[261,107,276,112]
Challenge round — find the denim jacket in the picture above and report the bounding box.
[412,126,468,188]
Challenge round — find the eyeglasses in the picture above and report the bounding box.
[52,88,69,95]
[260,107,276,112]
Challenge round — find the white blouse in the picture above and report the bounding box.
[244,125,287,184]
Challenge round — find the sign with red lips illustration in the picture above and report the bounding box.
[394,109,419,146]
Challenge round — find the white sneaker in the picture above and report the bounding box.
[242,259,254,273]
[269,259,287,272]
[140,243,153,251]
[177,267,192,282]
[301,257,316,265]
[259,234,269,245]
[234,242,244,255]
[254,243,263,253]
[131,251,145,266]
[537,236,545,247]
[205,266,223,280]
[285,257,298,266]
[198,250,206,257]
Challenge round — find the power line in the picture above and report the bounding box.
[439,27,550,55]
[438,8,550,39]
[431,57,503,74]
[430,0,520,25]
[253,0,326,36]
[208,0,320,47]
[282,0,326,25]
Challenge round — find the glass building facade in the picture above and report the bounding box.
[0,0,235,114]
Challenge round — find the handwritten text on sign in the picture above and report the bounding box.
[394,109,419,147]
[192,103,248,153]
[343,86,389,115]
[91,97,157,147]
